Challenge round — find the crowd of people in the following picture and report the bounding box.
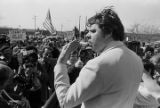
[1,6,160,108]
[0,29,94,108]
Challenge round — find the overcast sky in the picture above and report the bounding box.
[0,0,160,31]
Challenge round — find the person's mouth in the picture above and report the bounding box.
[88,41,92,46]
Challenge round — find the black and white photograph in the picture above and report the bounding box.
[0,0,160,108]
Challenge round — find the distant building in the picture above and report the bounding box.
[125,33,160,42]
[1,27,160,42]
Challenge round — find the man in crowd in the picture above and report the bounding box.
[0,34,19,71]
[0,63,13,108]
[54,6,144,108]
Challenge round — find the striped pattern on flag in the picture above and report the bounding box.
[43,9,57,35]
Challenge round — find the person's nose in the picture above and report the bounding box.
[86,33,91,40]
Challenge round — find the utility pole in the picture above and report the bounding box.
[33,16,37,38]
[61,24,63,32]
[61,24,64,39]
[85,16,87,29]
[79,16,81,39]
[33,16,37,32]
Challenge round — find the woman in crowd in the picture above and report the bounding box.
[134,59,160,108]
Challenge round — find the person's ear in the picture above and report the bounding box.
[104,33,112,41]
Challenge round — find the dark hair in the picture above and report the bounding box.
[0,34,10,46]
[87,6,124,41]
[42,45,60,58]
[79,48,94,65]
[0,45,10,53]
[0,64,12,86]
[145,46,154,54]
[23,46,38,63]
[25,45,38,54]
[143,59,155,79]
[51,47,60,58]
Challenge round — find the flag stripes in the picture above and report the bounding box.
[43,9,57,35]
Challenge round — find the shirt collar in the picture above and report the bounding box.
[100,41,124,55]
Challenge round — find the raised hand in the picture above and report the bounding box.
[57,40,80,64]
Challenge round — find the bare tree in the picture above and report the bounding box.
[127,23,140,33]
[127,23,160,34]
[141,24,160,34]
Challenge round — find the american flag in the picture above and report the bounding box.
[43,9,57,35]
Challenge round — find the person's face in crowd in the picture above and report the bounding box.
[69,53,78,65]
[23,57,37,76]
[1,47,12,64]
[42,48,53,62]
[154,50,158,55]
[145,51,152,59]
[86,24,108,53]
